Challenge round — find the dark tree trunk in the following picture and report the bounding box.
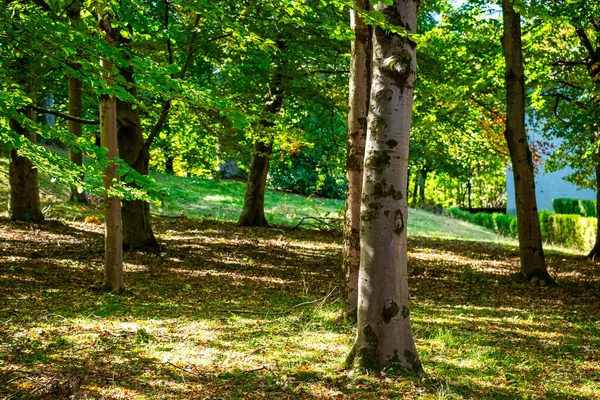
[418,167,427,207]
[411,177,419,207]
[467,178,472,211]
[67,0,88,203]
[117,66,159,251]
[589,148,600,259]
[68,77,89,203]
[341,0,372,323]
[238,64,285,227]
[502,0,553,284]
[238,140,273,227]
[8,108,44,222]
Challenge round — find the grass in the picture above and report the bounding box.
[0,151,598,398]
[0,218,598,399]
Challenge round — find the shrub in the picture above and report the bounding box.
[546,214,596,251]
[493,213,515,237]
[552,198,596,217]
[578,199,596,218]
[538,210,553,239]
[446,207,472,221]
[472,212,494,230]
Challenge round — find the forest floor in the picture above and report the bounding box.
[0,216,599,399]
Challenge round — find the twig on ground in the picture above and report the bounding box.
[150,213,186,219]
[152,361,205,377]
[217,287,338,316]
[290,217,341,231]
[244,365,270,373]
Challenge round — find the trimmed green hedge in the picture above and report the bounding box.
[552,198,597,218]
[445,207,597,251]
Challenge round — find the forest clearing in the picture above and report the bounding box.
[2,0,600,398]
[0,175,599,399]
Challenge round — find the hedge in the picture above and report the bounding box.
[552,198,597,218]
[445,207,597,251]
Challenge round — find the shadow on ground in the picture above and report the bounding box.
[0,217,598,399]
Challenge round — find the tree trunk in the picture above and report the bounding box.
[418,167,427,207]
[8,108,44,222]
[68,77,89,202]
[467,178,472,212]
[588,143,600,259]
[67,1,88,203]
[411,177,418,207]
[502,0,553,284]
[117,65,159,251]
[99,12,124,293]
[341,0,372,323]
[346,0,422,373]
[238,65,285,227]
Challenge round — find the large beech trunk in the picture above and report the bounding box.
[117,66,158,251]
[501,0,553,284]
[342,0,372,323]
[8,108,44,222]
[346,0,422,373]
[238,73,284,227]
[99,14,124,293]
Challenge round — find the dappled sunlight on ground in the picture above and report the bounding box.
[0,217,599,399]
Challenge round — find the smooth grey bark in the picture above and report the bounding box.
[342,0,372,323]
[8,108,44,222]
[117,65,159,251]
[346,0,422,373]
[99,14,124,293]
[238,70,285,227]
[501,0,553,284]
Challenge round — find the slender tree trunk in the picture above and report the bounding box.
[418,167,427,207]
[411,178,418,207]
[589,141,600,259]
[238,65,285,227]
[467,178,472,212]
[68,77,89,202]
[99,12,124,293]
[502,0,553,284]
[8,108,44,222]
[117,66,158,251]
[67,1,88,203]
[346,0,422,373]
[341,0,372,323]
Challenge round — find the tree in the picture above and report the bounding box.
[501,0,553,284]
[346,0,422,373]
[238,47,286,227]
[98,6,124,293]
[527,1,600,258]
[8,106,44,222]
[342,0,371,323]
[66,0,88,203]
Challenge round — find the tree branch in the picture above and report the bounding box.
[144,100,171,150]
[551,60,588,67]
[31,0,52,11]
[30,105,99,125]
[575,27,596,61]
[553,96,569,124]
